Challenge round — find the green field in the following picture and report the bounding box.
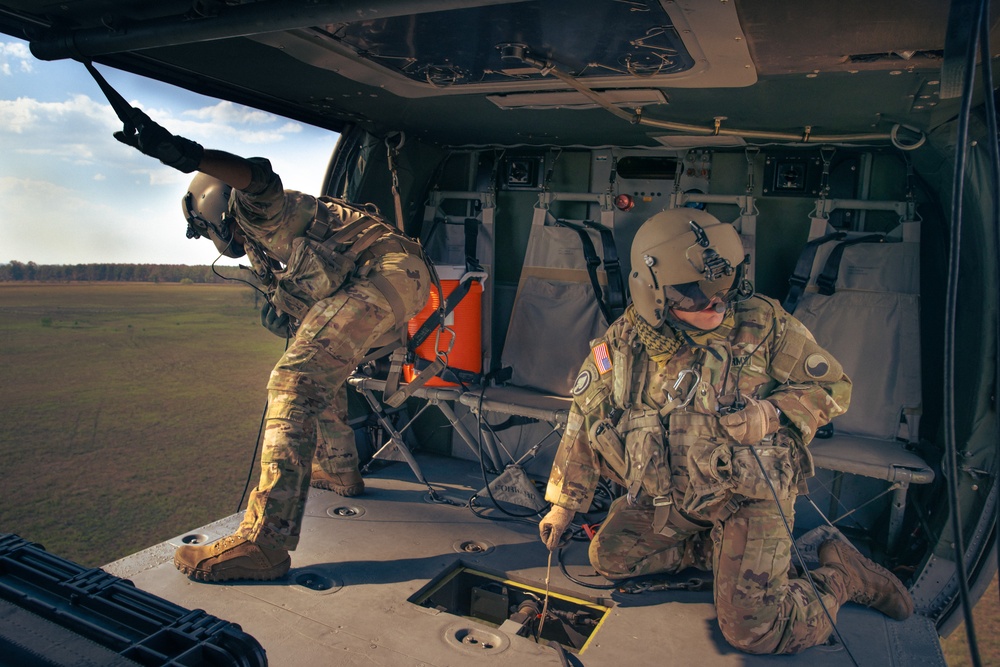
[0,282,286,566]
[0,282,994,664]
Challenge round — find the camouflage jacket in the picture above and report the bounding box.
[229,158,403,320]
[544,295,851,514]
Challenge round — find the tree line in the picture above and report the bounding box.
[0,261,251,284]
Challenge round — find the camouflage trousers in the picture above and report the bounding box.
[237,251,430,550]
[589,495,842,654]
[313,386,359,475]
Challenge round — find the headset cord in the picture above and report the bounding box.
[745,443,859,666]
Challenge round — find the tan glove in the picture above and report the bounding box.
[538,505,576,551]
[719,398,781,445]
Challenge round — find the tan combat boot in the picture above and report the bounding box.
[174,534,290,582]
[818,539,914,620]
[310,465,365,496]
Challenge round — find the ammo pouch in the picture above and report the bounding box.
[589,417,628,485]
[270,236,357,320]
[621,407,672,501]
[729,428,799,501]
[670,412,735,516]
[270,201,394,321]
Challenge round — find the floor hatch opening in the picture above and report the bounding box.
[409,561,612,654]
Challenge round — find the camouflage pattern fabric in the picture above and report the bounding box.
[238,252,429,549]
[229,161,431,550]
[589,495,714,576]
[545,295,852,654]
[314,386,360,475]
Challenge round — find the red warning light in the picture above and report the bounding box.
[614,194,635,211]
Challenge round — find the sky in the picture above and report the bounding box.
[0,37,340,266]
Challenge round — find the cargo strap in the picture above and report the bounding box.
[386,133,406,232]
[781,231,845,313]
[590,220,627,321]
[815,234,885,295]
[555,218,625,323]
[382,217,487,405]
[381,258,448,408]
[308,201,394,263]
[406,355,483,386]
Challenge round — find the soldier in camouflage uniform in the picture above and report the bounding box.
[538,209,913,654]
[260,305,366,497]
[114,110,431,582]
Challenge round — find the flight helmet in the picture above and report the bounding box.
[628,208,750,327]
[181,173,245,258]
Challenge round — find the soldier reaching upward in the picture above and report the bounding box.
[115,110,431,582]
[538,209,913,654]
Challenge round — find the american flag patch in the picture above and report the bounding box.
[592,342,613,374]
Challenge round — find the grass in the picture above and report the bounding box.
[940,575,1000,667]
[0,282,285,566]
[0,282,995,665]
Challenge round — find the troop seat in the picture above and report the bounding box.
[786,199,931,552]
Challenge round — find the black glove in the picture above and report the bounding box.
[260,301,293,338]
[113,110,204,173]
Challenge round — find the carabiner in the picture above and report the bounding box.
[671,369,700,408]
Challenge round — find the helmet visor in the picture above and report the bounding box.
[665,261,745,312]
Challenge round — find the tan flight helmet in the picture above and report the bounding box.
[629,208,750,327]
[181,173,245,258]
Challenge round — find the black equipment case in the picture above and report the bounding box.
[0,534,267,666]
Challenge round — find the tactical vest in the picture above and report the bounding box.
[585,301,813,532]
[243,197,419,323]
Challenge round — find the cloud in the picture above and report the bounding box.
[0,41,33,76]
[175,101,305,144]
[0,42,31,58]
[0,94,117,134]
[183,101,276,125]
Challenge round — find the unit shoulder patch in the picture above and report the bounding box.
[571,370,592,396]
[804,352,831,379]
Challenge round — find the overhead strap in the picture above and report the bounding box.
[82,61,143,130]
[781,231,846,313]
[385,133,406,232]
[815,234,886,295]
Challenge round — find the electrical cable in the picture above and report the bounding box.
[727,297,858,663]
[470,383,550,519]
[235,330,290,513]
[745,444,860,666]
[555,529,617,591]
[978,2,1000,634]
[943,2,987,665]
[214,248,293,513]
[236,396,269,513]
